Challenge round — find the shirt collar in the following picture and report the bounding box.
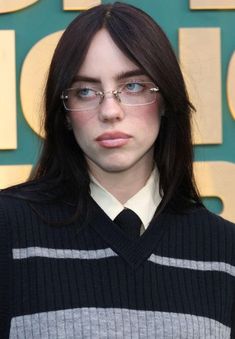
[89,168,161,229]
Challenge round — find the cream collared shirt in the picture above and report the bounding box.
[90,168,162,231]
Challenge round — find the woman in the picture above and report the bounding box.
[0,2,234,338]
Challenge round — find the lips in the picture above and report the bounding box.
[96,132,131,148]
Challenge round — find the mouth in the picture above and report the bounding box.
[96,132,131,148]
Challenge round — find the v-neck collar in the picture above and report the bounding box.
[88,198,172,270]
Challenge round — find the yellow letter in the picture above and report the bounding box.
[0,0,39,13]
[179,28,222,145]
[227,51,235,120]
[190,0,235,9]
[63,0,101,10]
[20,31,63,138]
[0,165,32,189]
[0,31,17,150]
[194,161,235,223]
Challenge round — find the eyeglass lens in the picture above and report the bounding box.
[62,82,159,111]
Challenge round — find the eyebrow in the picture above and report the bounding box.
[72,69,147,83]
[116,69,147,81]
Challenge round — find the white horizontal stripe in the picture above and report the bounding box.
[13,246,117,260]
[148,254,235,277]
[10,307,230,339]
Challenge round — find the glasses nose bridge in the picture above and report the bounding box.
[98,89,121,104]
[98,87,124,121]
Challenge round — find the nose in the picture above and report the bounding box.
[98,93,125,123]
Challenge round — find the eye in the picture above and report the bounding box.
[124,82,145,93]
[75,87,95,98]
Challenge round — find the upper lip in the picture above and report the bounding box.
[96,132,131,141]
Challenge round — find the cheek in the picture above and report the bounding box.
[68,111,96,130]
[134,103,161,130]
[68,113,96,149]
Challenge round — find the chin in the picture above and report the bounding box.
[100,164,131,173]
[98,158,140,173]
[87,153,144,174]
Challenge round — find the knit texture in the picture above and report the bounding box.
[0,192,235,338]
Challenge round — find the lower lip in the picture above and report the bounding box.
[97,138,130,148]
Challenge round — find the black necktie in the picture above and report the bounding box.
[114,208,142,240]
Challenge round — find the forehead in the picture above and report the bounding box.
[77,29,141,82]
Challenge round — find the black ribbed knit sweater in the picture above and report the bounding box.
[0,192,235,338]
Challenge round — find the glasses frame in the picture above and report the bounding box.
[61,81,160,112]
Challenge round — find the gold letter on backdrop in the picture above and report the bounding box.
[190,0,235,9]
[0,31,17,150]
[63,0,101,10]
[0,0,39,13]
[0,165,32,189]
[179,28,222,145]
[227,51,235,120]
[194,161,235,222]
[20,31,63,138]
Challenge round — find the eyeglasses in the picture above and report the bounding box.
[61,81,159,111]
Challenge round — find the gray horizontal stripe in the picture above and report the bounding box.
[148,254,235,278]
[12,247,117,260]
[13,246,235,278]
[10,307,230,339]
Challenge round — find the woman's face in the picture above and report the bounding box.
[67,29,163,180]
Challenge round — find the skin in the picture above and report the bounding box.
[68,29,163,203]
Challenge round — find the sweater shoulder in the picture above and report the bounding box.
[0,182,39,219]
[0,179,56,203]
[185,206,235,257]
[159,206,235,268]
[0,180,75,228]
[166,201,235,230]
[189,206,235,233]
[0,190,14,337]
[165,204,235,243]
[0,185,36,241]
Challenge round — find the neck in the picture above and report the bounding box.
[89,162,154,204]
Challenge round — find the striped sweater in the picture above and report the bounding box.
[0,192,235,338]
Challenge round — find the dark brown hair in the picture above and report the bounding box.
[28,2,202,221]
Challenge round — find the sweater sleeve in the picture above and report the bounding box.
[231,292,235,338]
[231,310,235,338]
[0,197,11,338]
[231,222,235,339]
